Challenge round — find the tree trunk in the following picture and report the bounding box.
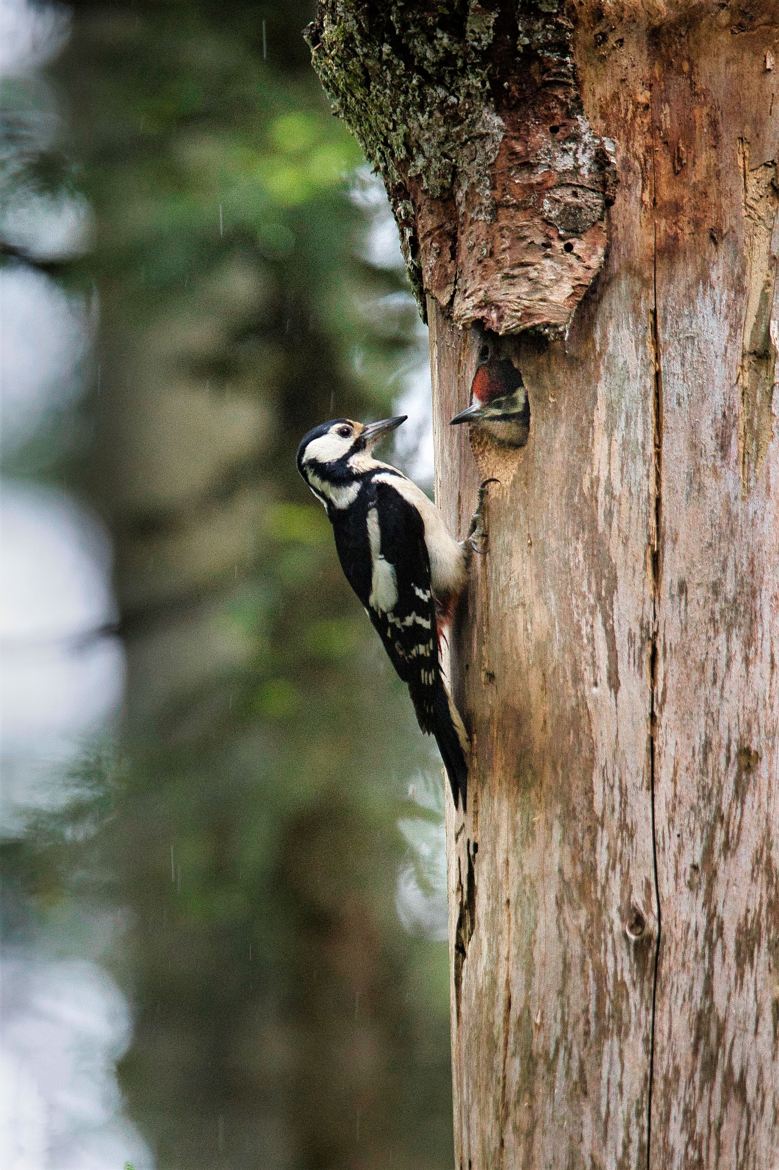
[309,3,779,1167]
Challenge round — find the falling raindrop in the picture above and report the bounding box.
[219,203,224,237]
[262,19,267,60]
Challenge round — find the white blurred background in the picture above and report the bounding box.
[1,2,145,1166]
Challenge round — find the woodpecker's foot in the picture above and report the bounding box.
[465,478,499,558]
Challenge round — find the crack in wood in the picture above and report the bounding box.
[498,853,512,1168]
[453,839,478,1023]
[646,182,664,1170]
[736,139,778,493]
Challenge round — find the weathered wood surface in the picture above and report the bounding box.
[312,2,779,1167]
[636,11,779,1168]
[433,7,779,1169]
[431,197,658,1165]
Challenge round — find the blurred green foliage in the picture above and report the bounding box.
[2,2,452,1168]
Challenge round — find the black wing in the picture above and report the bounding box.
[366,483,467,800]
[331,479,468,807]
[335,479,439,731]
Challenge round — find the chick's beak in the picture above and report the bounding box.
[361,415,407,446]
[450,402,485,425]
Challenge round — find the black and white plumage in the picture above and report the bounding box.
[297,415,470,808]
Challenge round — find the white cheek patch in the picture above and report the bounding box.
[302,431,352,465]
[366,506,398,612]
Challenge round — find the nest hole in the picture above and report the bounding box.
[467,397,531,486]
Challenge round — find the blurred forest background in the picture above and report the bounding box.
[0,2,453,1168]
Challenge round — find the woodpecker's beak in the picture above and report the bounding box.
[361,415,407,447]
[450,402,484,425]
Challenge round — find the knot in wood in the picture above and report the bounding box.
[625,904,648,942]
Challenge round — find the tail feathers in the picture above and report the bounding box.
[432,682,470,811]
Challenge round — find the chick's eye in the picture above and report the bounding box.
[479,344,490,362]
[337,425,351,437]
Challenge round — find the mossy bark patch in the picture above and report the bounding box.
[306,1,615,334]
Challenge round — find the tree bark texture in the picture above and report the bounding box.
[310,3,779,1168]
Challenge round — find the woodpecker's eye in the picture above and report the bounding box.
[337,425,351,438]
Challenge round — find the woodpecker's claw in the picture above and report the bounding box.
[466,478,500,557]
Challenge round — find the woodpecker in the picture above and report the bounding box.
[450,339,530,447]
[297,415,486,809]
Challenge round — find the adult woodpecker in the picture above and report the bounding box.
[450,339,530,446]
[297,415,487,809]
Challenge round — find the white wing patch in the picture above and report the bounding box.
[388,612,432,630]
[373,472,466,599]
[366,506,398,612]
[407,640,434,658]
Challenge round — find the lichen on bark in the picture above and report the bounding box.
[306,1,616,334]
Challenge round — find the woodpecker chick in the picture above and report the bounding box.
[451,341,530,447]
[297,415,473,809]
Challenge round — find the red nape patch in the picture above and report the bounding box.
[471,357,522,406]
[471,365,493,407]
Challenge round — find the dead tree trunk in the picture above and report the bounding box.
[308,4,779,1167]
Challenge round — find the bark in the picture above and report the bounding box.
[306,1,616,332]
[309,3,779,1167]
